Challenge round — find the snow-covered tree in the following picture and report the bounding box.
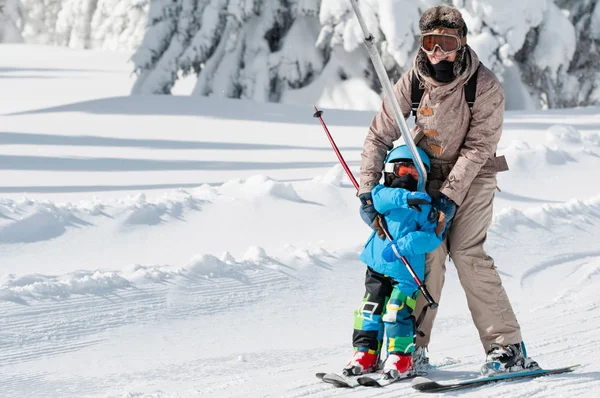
[17,0,148,49]
[6,0,600,110]
[132,0,421,108]
[131,0,186,94]
[0,0,25,42]
[19,0,62,44]
[131,0,600,110]
[551,0,600,106]
[90,0,149,50]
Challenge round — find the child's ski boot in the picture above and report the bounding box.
[382,353,413,380]
[343,351,378,376]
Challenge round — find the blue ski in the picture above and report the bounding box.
[411,364,580,393]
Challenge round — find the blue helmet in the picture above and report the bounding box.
[384,144,431,171]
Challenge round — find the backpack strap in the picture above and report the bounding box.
[411,70,424,119]
[411,63,481,119]
[464,64,480,112]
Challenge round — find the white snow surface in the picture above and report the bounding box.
[1,44,600,397]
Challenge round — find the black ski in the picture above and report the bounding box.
[411,364,580,393]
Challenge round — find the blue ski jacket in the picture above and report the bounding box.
[359,185,443,295]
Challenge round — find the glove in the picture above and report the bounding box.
[406,191,432,212]
[433,193,457,238]
[382,240,406,262]
[359,192,387,239]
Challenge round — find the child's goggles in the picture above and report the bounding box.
[421,33,462,55]
[384,162,420,180]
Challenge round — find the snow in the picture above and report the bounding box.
[459,0,547,54]
[532,2,577,76]
[1,43,600,397]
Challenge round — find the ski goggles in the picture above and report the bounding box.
[421,33,462,55]
[384,162,420,180]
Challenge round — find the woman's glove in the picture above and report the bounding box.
[358,192,387,239]
[433,193,457,238]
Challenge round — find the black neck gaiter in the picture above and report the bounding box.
[428,60,455,83]
[389,175,418,192]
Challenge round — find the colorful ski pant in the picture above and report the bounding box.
[352,267,417,356]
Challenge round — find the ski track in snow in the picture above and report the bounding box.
[2,182,600,397]
[3,193,600,397]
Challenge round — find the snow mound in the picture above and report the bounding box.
[311,164,349,187]
[501,124,598,172]
[243,246,270,264]
[0,176,308,244]
[503,138,577,172]
[1,271,131,300]
[492,195,600,232]
[187,247,285,277]
[186,254,238,278]
[122,193,189,226]
[219,175,305,202]
[123,264,184,282]
[120,190,211,226]
[545,124,582,145]
[0,243,345,305]
[584,132,600,147]
[0,201,91,244]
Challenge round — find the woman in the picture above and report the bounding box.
[357,5,538,375]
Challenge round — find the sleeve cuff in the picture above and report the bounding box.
[358,182,377,196]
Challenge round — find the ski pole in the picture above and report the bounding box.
[348,0,428,193]
[313,106,438,309]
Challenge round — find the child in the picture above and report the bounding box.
[345,144,445,379]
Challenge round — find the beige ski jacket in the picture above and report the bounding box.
[358,47,508,206]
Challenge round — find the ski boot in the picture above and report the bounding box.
[343,351,378,376]
[481,342,540,376]
[413,346,430,373]
[382,353,413,380]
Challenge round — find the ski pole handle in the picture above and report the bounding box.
[313,106,438,309]
[418,284,438,309]
[312,106,359,191]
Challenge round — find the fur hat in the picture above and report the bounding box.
[417,6,470,79]
[419,6,468,37]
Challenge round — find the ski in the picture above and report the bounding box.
[316,372,359,388]
[357,372,419,387]
[316,370,400,388]
[411,364,580,393]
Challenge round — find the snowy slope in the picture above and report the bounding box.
[1,44,600,398]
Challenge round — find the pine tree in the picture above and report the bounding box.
[7,0,600,109]
[20,0,63,44]
[554,0,600,105]
[132,0,200,94]
[0,0,25,42]
[55,0,99,48]
[90,0,149,50]
[131,0,183,94]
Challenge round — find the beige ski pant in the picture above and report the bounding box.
[414,176,523,353]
